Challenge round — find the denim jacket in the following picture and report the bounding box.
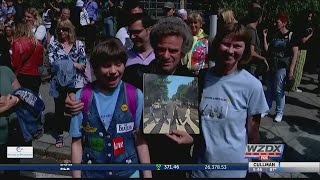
[16,109,43,142]
[48,40,87,98]
[81,83,138,178]
[13,88,45,142]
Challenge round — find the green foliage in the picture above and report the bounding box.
[221,0,320,29]
[145,75,170,104]
[28,0,75,11]
[174,78,198,107]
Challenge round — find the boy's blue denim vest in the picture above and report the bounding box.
[81,84,138,178]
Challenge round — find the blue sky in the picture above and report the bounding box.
[167,75,194,99]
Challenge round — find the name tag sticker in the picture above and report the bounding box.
[116,122,134,133]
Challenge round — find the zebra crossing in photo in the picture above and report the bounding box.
[143,118,199,134]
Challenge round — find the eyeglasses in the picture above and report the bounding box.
[57,27,69,33]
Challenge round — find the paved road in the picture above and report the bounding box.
[258,73,320,178]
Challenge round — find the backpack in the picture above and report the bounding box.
[81,82,137,127]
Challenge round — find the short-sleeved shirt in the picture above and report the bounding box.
[246,25,262,55]
[115,27,129,45]
[0,66,17,144]
[267,30,299,58]
[69,80,143,137]
[192,69,269,178]
[115,26,133,50]
[126,49,155,67]
[267,30,299,70]
[33,25,47,41]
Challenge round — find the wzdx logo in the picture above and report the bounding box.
[245,144,284,160]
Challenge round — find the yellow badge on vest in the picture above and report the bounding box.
[81,122,97,133]
[121,104,128,111]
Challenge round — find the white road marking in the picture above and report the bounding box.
[143,118,159,134]
[159,118,171,134]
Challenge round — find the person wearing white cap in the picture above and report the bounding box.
[178,8,187,22]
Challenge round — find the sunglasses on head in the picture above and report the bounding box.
[57,27,69,32]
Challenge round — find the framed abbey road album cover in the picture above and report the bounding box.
[142,73,199,134]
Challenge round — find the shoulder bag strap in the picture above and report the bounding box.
[81,82,94,113]
[125,82,137,127]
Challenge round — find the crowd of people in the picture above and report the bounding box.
[0,0,319,178]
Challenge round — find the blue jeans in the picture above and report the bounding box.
[265,68,287,116]
[104,16,115,37]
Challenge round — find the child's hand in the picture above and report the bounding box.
[65,93,84,115]
[166,130,194,144]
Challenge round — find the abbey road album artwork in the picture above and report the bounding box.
[143,73,199,134]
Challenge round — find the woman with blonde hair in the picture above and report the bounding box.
[48,19,87,148]
[24,7,46,41]
[218,9,238,30]
[182,11,208,74]
[11,22,44,95]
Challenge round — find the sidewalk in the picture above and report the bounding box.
[34,73,320,178]
[259,73,320,178]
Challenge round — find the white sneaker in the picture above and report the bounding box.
[261,113,268,118]
[295,89,302,93]
[274,114,283,122]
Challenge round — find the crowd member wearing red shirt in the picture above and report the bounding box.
[11,22,43,95]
